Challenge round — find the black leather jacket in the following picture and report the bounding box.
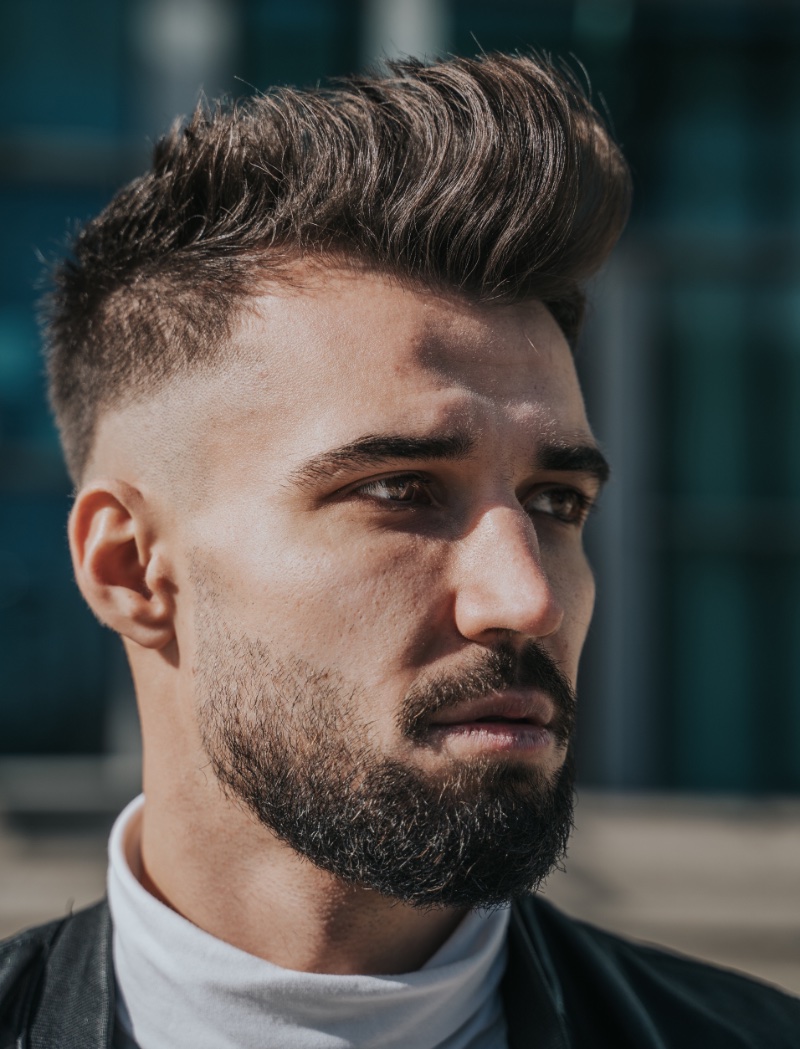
[1,896,798,1048]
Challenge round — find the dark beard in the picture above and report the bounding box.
[197,630,577,909]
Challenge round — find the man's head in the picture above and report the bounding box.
[45,54,630,908]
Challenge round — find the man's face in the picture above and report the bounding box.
[157,269,604,906]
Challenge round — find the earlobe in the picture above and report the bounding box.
[69,482,175,650]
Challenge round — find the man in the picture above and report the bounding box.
[0,53,797,1048]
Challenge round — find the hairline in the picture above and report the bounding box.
[77,262,575,488]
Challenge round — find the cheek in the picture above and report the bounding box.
[543,541,596,674]
[570,550,596,625]
[193,518,451,678]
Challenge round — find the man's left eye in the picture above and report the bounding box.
[356,474,436,508]
[525,487,592,525]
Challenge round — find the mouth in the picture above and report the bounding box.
[424,691,556,755]
[429,691,554,728]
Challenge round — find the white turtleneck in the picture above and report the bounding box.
[107,796,511,1049]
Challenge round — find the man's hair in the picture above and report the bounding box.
[43,52,631,484]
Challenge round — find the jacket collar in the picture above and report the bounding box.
[28,902,115,1049]
[25,897,567,1049]
[503,897,571,1049]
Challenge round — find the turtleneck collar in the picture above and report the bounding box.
[108,795,510,1049]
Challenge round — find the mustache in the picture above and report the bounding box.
[399,640,577,746]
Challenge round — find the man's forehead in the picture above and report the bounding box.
[232,268,581,401]
[88,269,591,491]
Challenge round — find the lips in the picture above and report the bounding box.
[427,691,554,730]
[399,642,576,749]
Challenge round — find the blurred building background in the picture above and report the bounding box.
[2,0,799,793]
[1,0,799,995]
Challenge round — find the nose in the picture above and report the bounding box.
[452,505,564,643]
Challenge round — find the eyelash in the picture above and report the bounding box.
[525,486,595,526]
[355,474,438,509]
[353,473,595,526]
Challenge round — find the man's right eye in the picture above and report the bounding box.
[355,474,437,508]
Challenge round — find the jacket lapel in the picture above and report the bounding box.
[502,898,571,1049]
[29,902,114,1049]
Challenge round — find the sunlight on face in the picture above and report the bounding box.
[100,268,605,901]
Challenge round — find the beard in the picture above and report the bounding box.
[195,610,577,909]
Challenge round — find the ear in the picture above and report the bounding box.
[69,481,175,650]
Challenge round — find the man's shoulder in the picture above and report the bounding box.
[0,901,113,1047]
[514,894,800,1048]
[0,912,68,1013]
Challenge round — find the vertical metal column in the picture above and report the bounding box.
[360,0,451,67]
[130,0,239,135]
[578,246,660,787]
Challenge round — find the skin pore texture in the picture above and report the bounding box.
[70,267,604,976]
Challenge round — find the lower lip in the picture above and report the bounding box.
[428,722,553,754]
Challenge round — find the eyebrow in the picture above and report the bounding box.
[539,442,611,486]
[287,430,610,489]
[288,431,476,488]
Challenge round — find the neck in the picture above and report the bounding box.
[137,769,465,976]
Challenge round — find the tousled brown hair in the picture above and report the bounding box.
[43,53,631,483]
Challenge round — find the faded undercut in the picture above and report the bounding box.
[43,52,631,484]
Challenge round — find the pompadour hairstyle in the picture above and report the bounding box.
[43,52,631,483]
